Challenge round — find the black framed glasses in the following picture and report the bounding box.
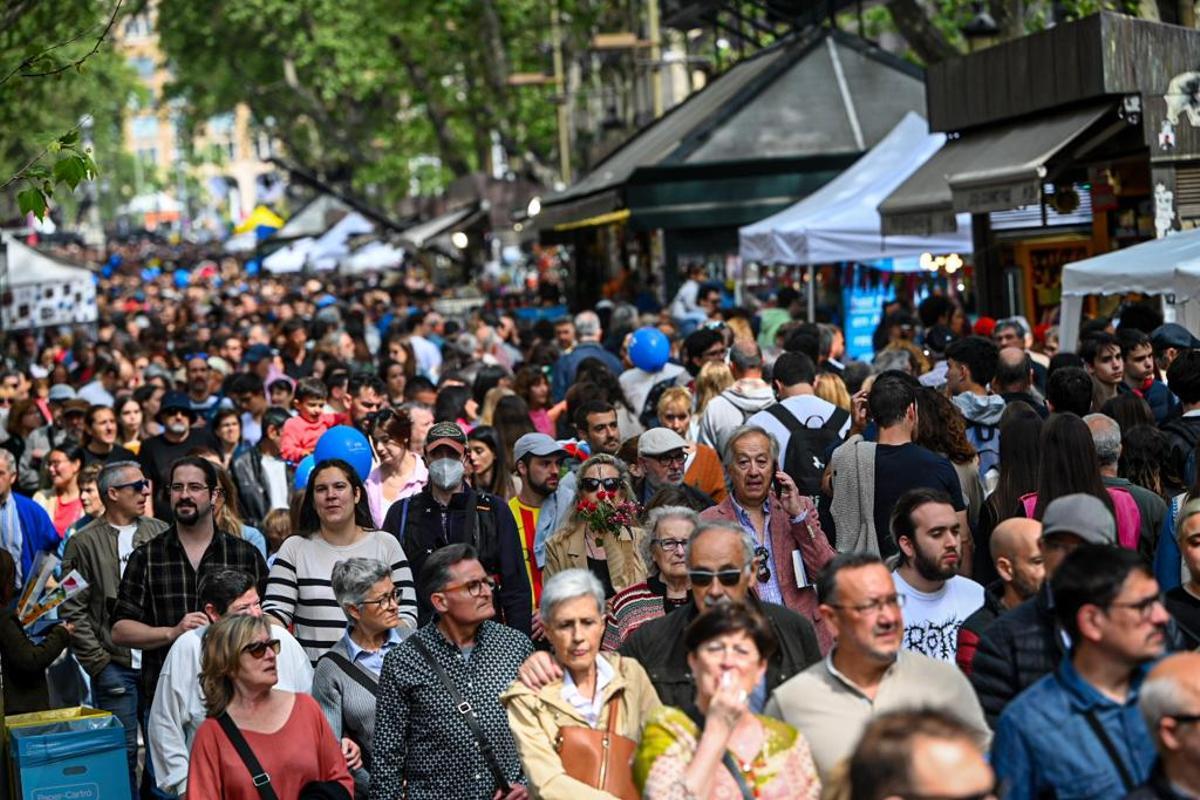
[580,476,621,493]
[241,639,281,659]
[360,588,402,608]
[1107,592,1166,621]
[653,538,689,552]
[753,546,771,584]
[688,569,743,587]
[1169,714,1200,724]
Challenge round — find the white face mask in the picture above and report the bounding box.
[429,458,465,491]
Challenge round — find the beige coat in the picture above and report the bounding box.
[500,653,660,800]
[542,524,647,592]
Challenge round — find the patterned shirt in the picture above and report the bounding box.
[113,526,267,700]
[730,497,785,606]
[369,620,534,800]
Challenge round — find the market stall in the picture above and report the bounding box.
[0,237,98,330]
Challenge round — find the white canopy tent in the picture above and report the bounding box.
[1060,228,1200,352]
[307,212,375,271]
[343,240,405,273]
[738,113,972,266]
[262,237,315,273]
[1,237,98,329]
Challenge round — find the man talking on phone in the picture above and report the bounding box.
[699,424,838,651]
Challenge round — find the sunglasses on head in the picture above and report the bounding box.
[688,568,743,587]
[580,476,621,492]
[754,545,771,584]
[241,639,281,658]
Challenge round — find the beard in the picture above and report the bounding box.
[528,474,557,499]
[173,500,206,525]
[913,546,957,582]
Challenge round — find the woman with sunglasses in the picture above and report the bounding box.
[313,558,404,797]
[365,408,427,528]
[543,454,647,598]
[634,603,821,800]
[264,459,418,665]
[188,614,354,798]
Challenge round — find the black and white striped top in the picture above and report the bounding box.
[263,530,416,664]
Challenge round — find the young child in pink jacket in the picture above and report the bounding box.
[280,377,337,463]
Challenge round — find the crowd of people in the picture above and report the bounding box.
[2,258,1200,800]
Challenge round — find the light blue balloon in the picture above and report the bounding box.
[313,425,373,481]
[629,327,670,372]
[173,268,190,288]
[293,454,317,490]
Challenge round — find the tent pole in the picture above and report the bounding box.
[807,264,816,322]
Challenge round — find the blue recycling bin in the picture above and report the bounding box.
[10,716,128,800]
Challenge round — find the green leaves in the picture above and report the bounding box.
[17,187,46,218]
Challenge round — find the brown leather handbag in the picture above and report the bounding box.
[554,693,640,800]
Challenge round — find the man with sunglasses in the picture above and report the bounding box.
[634,427,714,511]
[993,545,1168,800]
[765,552,988,780]
[1128,652,1200,800]
[61,460,169,794]
[517,520,821,709]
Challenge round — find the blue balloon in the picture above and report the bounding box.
[293,454,317,491]
[173,268,190,288]
[313,425,373,481]
[629,327,670,372]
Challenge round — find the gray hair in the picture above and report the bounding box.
[539,568,606,622]
[1139,668,1195,738]
[818,324,836,359]
[0,449,13,471]
[1084,413,1122,467]
[722,424,779,470]
[331,558,392,616]
[98,460,142,500]
[685,520,755,571]
[574,311,601,340]
[729,339,763,372]
[873,349,912,374]
[642,505,701,569]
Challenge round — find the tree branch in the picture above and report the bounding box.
[0,0,124,86]
[886,0,960,64]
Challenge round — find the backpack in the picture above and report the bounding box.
[639,375,681,429]
[765,403,849,496]
[964,419,1001,480]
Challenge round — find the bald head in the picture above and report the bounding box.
[993,347,1032,392]
[1141,652,1200,752]
[991,517,1044,603]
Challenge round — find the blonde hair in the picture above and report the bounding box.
[726,319,753,343]
[695,361,734,416]
[815,371,851,411]
[200,615,271,717]
[656,386,693,418]
[479,386,514,426]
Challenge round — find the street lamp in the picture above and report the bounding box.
[961,2,999,52]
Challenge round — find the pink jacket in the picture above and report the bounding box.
[1020,488,1141,550]
[279,414,336,463]
[701,494,837,654]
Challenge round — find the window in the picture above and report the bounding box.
[131,115,159,140]
[127,56,155,78]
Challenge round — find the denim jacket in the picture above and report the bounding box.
[992,657,1157,800]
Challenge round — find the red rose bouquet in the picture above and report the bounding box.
[575,490,642,546]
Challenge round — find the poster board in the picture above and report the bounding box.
[0,239,98,330]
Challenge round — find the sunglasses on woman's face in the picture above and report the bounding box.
[241,639,281,659]
[580,477,621,493]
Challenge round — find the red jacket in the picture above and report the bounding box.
[279,413,337,463]
[700,493,837,653]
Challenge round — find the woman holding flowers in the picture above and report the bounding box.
[544,454,647,598]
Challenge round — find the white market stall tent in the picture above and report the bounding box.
[1060,228,1200,352]
[0,237,98,329]
[738,112,972,266]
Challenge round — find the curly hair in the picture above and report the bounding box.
[914,388,975,465]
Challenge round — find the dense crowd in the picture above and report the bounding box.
[2,255,1200,800]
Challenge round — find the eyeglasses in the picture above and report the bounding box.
[701,346,728,360]
[648,450,687,466]
[1107,592,1166,621]
[1168,713,1200,725]
[654,538,689,552]
[168,482,210,495]
[829,594,907,615]
[580,477,622,493]
[754,546,771,584]
[241,639,281,659]
[360,588,402,608]
[688,568,744,587]
[439,577,496,597]
[112,479,149,493]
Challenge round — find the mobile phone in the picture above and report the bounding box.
[772,462,783,497]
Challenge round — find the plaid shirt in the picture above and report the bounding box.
[113,526,267,700]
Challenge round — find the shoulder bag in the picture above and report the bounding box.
[319,650,378,697]
[409,634,513,794]
[554,693,640,800]
[216,712,352,800]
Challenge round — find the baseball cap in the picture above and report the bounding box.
[513,433,566,463]
[143,363,172,382]
[1150,323,1200,351]
[244,344,274,364]
[207,356,231,377]
[1041,494,1116,545]
[48,384,76,402]
[158,391,197,421]
[425,421,467,455]
[638,427,689,457]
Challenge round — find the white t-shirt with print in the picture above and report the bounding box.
[892,570,984,663]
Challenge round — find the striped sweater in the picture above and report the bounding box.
[263,530,417,663]
[601,574,690,651]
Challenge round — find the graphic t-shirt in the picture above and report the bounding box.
[508,497,542,609]
[114,522,142,669]
[892,570,984,663]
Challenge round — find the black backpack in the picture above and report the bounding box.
[765,403,849,496]
[639,375,682,429]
